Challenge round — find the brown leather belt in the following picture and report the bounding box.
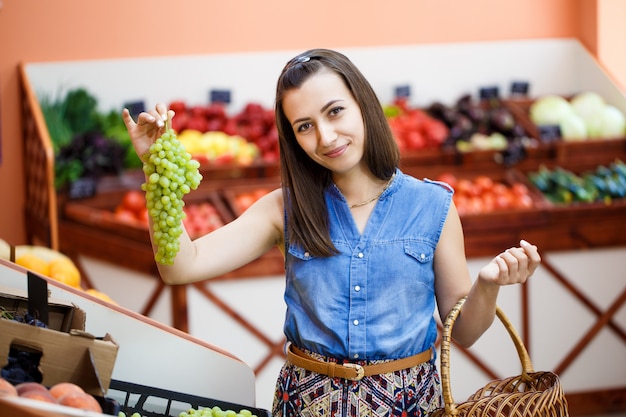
[286,343,433,381]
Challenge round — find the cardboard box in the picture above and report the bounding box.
[0,285,79,333]
[0,282,118,397]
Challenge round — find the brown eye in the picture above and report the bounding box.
[329,106,344,117]
[296,122,312,133]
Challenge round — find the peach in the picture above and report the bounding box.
[0,378,18,397]
[58,392,103,413]
[49,381,85,400]
[20,388,56,403]
[15,381,48,396]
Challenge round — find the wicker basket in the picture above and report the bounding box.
[430,297,569,417]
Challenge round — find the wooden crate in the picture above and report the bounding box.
[220,178,281,218]
[62,188,233,243]
[19,63,59,250]
[505,97,626,171]
[457,169,550,256]
[217,178,285,277]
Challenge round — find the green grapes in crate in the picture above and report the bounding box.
[179,406,258,417]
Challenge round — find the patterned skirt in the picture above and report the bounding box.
[271,350,443,417]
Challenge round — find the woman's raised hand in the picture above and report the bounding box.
[478,239,541,286]
[122,103,174,163]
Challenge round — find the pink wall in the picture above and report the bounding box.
[0,0,600,244]
[597,0,626,91]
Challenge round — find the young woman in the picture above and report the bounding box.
[123,48,541,417]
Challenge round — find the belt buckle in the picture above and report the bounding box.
[343,363,364,381]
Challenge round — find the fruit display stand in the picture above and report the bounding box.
[17,38,626,414]
[0,258,266,416]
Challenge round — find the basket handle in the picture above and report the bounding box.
[439,296,535,412]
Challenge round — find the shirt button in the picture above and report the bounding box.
[358,253,364,258]
[354,285,361,292]
[353,319,359,326]
[420,253,426,260]
[353,353,359,359]
[304,252,310,258]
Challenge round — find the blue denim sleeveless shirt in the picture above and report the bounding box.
[284,169,453,361]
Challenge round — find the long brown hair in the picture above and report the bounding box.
[275,49,400,257]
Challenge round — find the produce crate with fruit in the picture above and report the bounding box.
[108,379,270,417]
[404,167,552,257]
[0,276,119,403]
[0,378,120,415]
[527,159,626,207]
[220,179,281,218]
[506,92,626,169]
[520,161,626,251]
[216,178,285,277]
[63,188,233,243]
[424,94,539,164]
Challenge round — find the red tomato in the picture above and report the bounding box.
[421,118,449,145]
[514,193,534,209]
[122,190,145,215]
[481,192,496,212]
[467,197,484,215]
[436,173,458,189]
[235,193,256,214]
[138,207,150,226]
[453,194,469,216]
[455,179,474,196]
[494,192,513,209]
[512,182,530,197]
[405,131,426,150]
[114,208,139,224]
[491,183,509,197]
[474,176,495,193]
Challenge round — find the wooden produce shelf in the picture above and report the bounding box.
[506,97,626,168]
[217,177,285,280]
[56,179,287,332]
[527,192,626,251]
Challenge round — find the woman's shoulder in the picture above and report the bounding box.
[398,171,454,195]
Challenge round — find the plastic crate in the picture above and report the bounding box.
[107,379,271,417]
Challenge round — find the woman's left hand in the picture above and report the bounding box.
[478,239,541,286]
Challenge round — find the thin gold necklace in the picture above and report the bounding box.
[349,174,395,209]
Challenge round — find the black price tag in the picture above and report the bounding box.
[479,86,499,101]
[538,125,562,143]
[68,177,97,200]
[27,272,49,326]
[124,101,145,119]
[510,81,530,96]
[210,89,232,104]
[394,85,411,99]
[499,142,528,166]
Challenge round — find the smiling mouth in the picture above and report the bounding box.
[324,145,347,158]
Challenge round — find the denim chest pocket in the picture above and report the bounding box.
[403,241,435,264]
[287,245,316,261]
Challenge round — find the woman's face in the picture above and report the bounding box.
[282,69,366,176]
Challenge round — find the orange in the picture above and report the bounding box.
[85,289,116,304]
[15,253,50,276]
[48,257,81,288]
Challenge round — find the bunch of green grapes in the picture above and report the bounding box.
[142,125,202,265]
[179,406,258,417]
